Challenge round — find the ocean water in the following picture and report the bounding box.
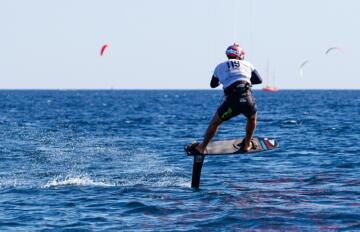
[0,90,359,231]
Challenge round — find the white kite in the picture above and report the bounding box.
[325,46,342,55]
[299,60,309,77]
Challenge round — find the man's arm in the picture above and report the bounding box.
[250,69,262,85]
[210,75,220,88]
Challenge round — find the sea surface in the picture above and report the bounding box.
[0,90,359,231]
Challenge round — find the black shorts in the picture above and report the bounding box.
[217,89,257,121]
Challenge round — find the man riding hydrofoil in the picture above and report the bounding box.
[190,43,262,153]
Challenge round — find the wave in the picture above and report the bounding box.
[43,175,116,188]
[0,178,27,189]
[42,173,190,189]
[117,176,190,188]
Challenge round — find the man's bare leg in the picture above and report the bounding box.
[195,113,223,154]
[243,113,257,151]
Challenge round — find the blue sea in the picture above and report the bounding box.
[0,90,359,231]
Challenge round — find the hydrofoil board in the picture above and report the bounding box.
[185,137,278,156]
[184,137,278,188]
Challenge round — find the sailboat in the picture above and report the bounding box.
[262,85,279,92]
[262,60,279,92]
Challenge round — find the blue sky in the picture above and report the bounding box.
[1,0,359,89]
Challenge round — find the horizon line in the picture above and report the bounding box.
[0,88,358,91]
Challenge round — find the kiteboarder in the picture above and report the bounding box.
[190,43,263,153]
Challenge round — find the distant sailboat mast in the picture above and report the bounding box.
[262,59,279,92]
[272,68,276,88]
[266,59,270,87]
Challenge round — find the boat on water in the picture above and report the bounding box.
[262,59,279,93]
[262,86,279,92]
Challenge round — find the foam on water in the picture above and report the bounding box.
[105,148,190,188]
[43,175,115,188]
[0,178,24,189]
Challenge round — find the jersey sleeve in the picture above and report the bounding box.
[213,64,220,77]
[249,62,255,72]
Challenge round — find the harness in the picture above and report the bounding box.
[224,81,251,97]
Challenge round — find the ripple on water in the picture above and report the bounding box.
[0,90,359,231]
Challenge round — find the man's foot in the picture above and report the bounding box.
[242,141,253,152]
[235,139,255,152]
[195,143,206,154]
[187,142,206,155]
